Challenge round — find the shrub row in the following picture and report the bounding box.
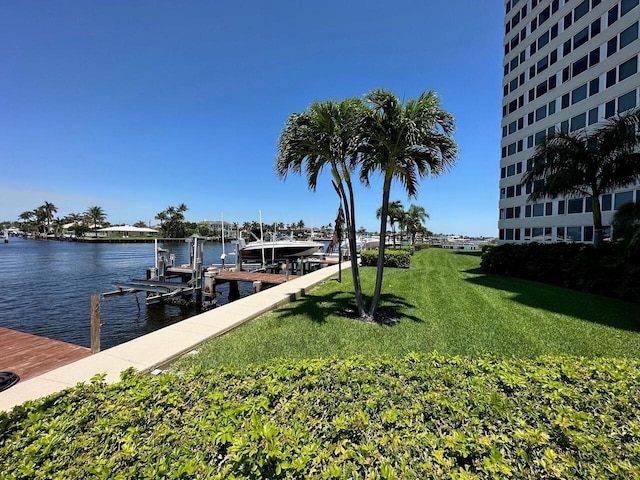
[1,354,639,478]
[360,249,411,268]
[481,243,640,303]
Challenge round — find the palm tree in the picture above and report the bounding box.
[522,107,640,248]
[360,89,458,317]
[376,200,405,247]
[404,204,430,245]
[276,98,368,317]
[85,206,106,238]
[39,201,57,236]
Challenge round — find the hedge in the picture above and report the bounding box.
[2,354,639,479]
[361,249,411,268]
[481,243,640,303]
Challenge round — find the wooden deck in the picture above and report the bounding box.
[0,327,91,382]
[214,270,290,284]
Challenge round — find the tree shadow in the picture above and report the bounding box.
[448,250,483,257]
[275,291,422,325]
[463,268,640,332]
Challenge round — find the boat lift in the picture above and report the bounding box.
[104,236,211,306]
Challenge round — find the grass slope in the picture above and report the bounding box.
[174,249,640,371]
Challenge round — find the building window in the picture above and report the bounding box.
[588,107,599,125]
[619,56,638,81]
[618,90,637,113]
[561,93,570,109]
[589,47,600,67]
[536,105,547,121]
[525,205,532,217]
[584,226,594,242]
[506,207,514,219]
[515,228,522,241]
[571,84,588,104]
[499,229,505,240]
[621,0,639,16]
[507,164,516,176]
[545,227,552,241]
[533,203,544,217]
[591,18,601,37]
[506,229,514,241]
[567,226,582,242]
[507,185,515,198]
[570,113,586,131]
[602,194,612,211]
[568,198,584,213]
[558,200,565,214]
[608,5,619,27]
[615,191,634,209]
[548,100,556,115]
[545,202,553,216]
[607,37,618,58]
[532,227,544,241]
[574,0,589,21]
[620,23,639,49]
[524,228,531,241]
[605,100,616,118]
[556,226,565,241]
[606,68,617,87]
[589,78,599,96]
[563,39,572,57]
[573,27,589,49]
[572,56,588,76]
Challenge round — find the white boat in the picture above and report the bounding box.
[237,234,324,263]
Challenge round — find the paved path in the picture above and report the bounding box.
[0,262,349,412]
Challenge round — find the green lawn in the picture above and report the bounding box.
[173,248,640,370]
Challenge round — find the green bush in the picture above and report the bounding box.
[361,249,411,268]
[481,243,640,303]
[1,354,639,479]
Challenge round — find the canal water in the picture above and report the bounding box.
[0,238,253,349]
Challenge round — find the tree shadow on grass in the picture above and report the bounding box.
[275,291,422,325]
[463,268,640,332]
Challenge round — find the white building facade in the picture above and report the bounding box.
[499,0,640,243]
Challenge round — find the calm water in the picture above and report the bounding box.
[0,238,251,349]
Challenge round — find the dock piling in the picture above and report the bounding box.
[90,294,101,354]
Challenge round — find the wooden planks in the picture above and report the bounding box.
[214,270,290,284]
[0,327,91,382]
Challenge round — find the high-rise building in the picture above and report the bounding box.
[499,0,639,243]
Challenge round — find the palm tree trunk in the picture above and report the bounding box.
[369,176,392,317]
[591,195,604,248]
[344,180,367,318]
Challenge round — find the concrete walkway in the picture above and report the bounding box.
[0,262,350,412]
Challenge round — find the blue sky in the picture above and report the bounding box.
[1,1,504,236]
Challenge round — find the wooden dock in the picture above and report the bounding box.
[0,327,91,382]
[213,270,289,284]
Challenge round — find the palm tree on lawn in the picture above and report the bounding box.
[522,107,640,248]
[85,206,106,238]
[360,88,458,317]
[404,204,430,245]
[376,200,405,247]
[276,98,368,317]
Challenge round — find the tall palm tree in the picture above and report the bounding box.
[276,98,368,317]
[404,204,430,245]
[376,200,405,247]
[85,206,106,238]
[522,107,640,248]
[40,201,57,236]
[360,89,458,317]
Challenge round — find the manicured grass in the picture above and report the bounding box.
[173,249,640,370]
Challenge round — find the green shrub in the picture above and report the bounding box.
[361,249,411,268]
[481,243,640,303]
[1,354,639,478]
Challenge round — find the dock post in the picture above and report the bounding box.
[90,294,100,354]
[229,280,240,301]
